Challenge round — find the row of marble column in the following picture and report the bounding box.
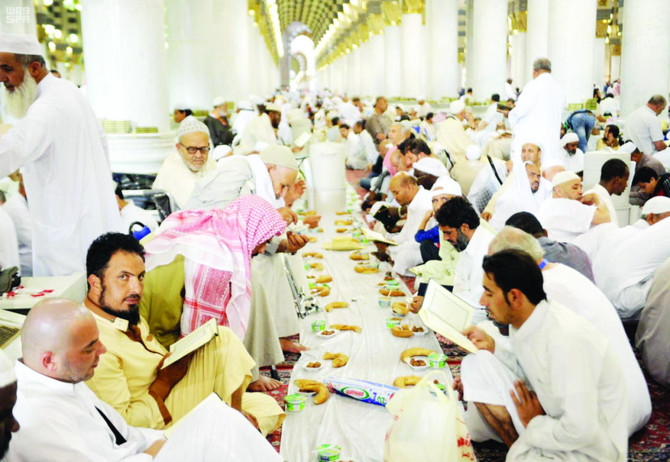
[317,0,670,118]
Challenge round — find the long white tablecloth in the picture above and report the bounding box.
[280,211,462,462]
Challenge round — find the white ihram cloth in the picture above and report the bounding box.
[592,217,670,319]
[508,72,566,165]
[0,207,20,272]
[0,74,121,276]
[587,184,618,226]
[152,153,217,210]
[388,187,433,276]
[231,109,257,136]
[6,361,280,462]
[1,194,32,276]
[240,113,277,150]
[453,225,496,323]
[557,147,585,173]
[461,300,628,461]
[543,264,651,434]
[538,198,596,242]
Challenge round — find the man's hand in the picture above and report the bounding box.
[150,354,191,401]
[241,410,261,432]
[510,381,545,428]
[419,210,433,230]
[452,376,464,401]
[481,211,492,222]
[277,206,298,225]
[144,439,167,458]
[409,295,424,313]
[463,326,495,353]
[286,231,309,253]
[284,179,306,207]
[303,214,321,229]
[579,192,600,206]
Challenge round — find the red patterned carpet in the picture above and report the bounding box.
[258,168,670,460]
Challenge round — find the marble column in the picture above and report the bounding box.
[510,32,527,92]
[525,0,549,85]
[470,0,507,101]
[547,0,597,105]
[349,46,362,96]
[425,0,458,99]
[620,0,670,117]
[464,0,474,91]
[165,0,215,110]
[217,0,252,102]
[401,13,425,97]
[81,0,173,173]
[367,33,386,97]
[383,24,402,97]
[593,37,606,89]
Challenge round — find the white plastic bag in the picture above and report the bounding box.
[384,371,466,462]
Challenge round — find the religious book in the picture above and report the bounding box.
[362,227,398,246]
[418,280,478,354]
[161,318,218,369]
[163,392,223,438]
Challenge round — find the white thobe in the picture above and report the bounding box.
[0,207,19,271]
[624,106,664,156]
[359,129,378,165]
[152,153,217,210]
[7,361,280,462]
[461,301,628,461]
[338,101,362,126]
[538,198,596,242]
[414,102,433,119]
[596,97,619,118]
[558,148,585,173]
[488,175,552,231]
[508,73,566,165]
[543,264,650,434]
[1,194,32,276]
[453,225,496,322]
[240,113,277,150]
[0,73,121,276]
[344,132,366,170]
[120,202,159,233]
[588,184,618,226]
[388,187,433,276]
[231,109,257,136]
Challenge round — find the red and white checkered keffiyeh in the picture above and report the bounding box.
[144,195,286,339]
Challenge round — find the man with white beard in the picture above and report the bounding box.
[0,33,121,277]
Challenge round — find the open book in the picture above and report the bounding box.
[163,392,222,438]
[161,318,218,369]
[418,280,478,354]
[362,227,397,246]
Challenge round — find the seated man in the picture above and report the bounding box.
[596,124,622,151]
[459,250,627,460]
[587,159,629,226]
[435,196,495,323]
[557,132,584,174]
[82,233,285,436]
[341,123,366,170]
[505,211,595,282]
[115,184,159,234]
[153,116,217,209]
[489,227,651,435]
[636,258,670,387]
[203,97,234,147]
[6,298,280,461]
[0,349,19,460]
[632,166,670,201]
[538,170,610,242]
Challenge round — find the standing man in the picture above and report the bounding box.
[624,95,667,156]
[0,33,121,276]
[503,58,566,165]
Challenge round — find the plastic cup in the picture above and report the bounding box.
[284,393,307,412]
[316,444,342,461]
[428,353,448,368]
[385,317,401,329]
[311,320,326,332]
[378,296,391,308]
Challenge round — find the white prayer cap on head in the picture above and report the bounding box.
[212,96,226,107]
[0,33,43,56]
[431,175,462,196]
[173,103,189,110]
[0,348,16,388]
[551,170,580,187]
[176,116,210,139]
[466,144,482,160]
[265,103,281,113]
[641,196,670,215]
[561,132,579,147]
[618,141,638,155]
[259,145,299,170]
[369,201,386,217]
[449,100,466,114]
[413,157,448,178]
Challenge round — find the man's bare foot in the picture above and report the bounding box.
[280,338,308,354]
[248,374,281,392]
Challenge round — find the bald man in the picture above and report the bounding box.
[5,298,281,461]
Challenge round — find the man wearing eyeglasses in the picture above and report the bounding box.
[153,116,217,209]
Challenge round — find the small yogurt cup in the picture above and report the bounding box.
[378,296,392,308]
[428,352,448,368]
[284,393,307,412]
[316,444,342,461]
[311,319,327,332]
[385,317,402,329]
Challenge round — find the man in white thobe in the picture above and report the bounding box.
[341,123,366,170]
[240,103,281,151]
[504,58,566,165]
[489,227,651,435]
[557,132,584,173]
[0,33,121,276]
[153,116,217,210]
[459,250,627,461]
[624,95,667,156]
[5,298,281,461]
[0,205,19,272]
[435,196,495,323]
[538,171,611,242]
[585,158,629,227]
[0,186,32,276]
[231,100,256,136]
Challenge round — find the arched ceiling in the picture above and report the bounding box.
[277,0,349,44]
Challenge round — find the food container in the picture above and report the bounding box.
[316,444,341,461]
[311,320,327,332]
[285,393,307,412]
[378,296,391,308]
[385,317,401,329]
[323,377,398,406]
[428,353,448,368]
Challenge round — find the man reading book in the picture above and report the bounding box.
[82,233,285,436]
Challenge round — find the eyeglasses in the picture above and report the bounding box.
[180,143,210,155]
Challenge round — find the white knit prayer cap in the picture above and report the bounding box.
[431,175,462,196]
[176,116,210,140]
[0,33,42,55]
[561,132,579,147]
[641,197,670,216]
[413,157,448,178]
[551,170,580,187]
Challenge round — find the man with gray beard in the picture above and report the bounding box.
[0,33,120,276]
